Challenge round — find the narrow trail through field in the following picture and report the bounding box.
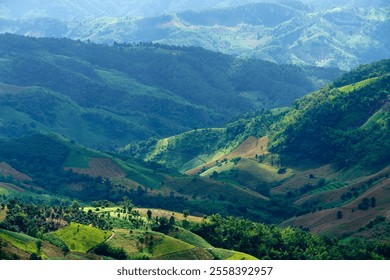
[105,232,115,243]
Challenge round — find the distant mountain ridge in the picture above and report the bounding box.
[1,1,388,69]
[0,0,292,19]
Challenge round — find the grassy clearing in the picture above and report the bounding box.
[236,159,294,182]
[200,161,235,177]
[0,186,10,196]
[209,248,258,260]
[180,152,226,173]
[309,182,347,194]
[63,150,91,168]
[107,229,195,259]
[136,208,203,223]
[113,159,163,189]
[338,77,378,93]
[158,247,213,260]
[168,227,211,248]
[0,229,38,254]
[225,251,258,260]
[0,207,6,222]
[48,223,112,253]
[84,206,149,228]
[361,109,387,129]
[106,229,141,255]
[152,234,195,257]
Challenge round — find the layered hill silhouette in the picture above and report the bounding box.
[1,0,388,70]
[0,34,339,149]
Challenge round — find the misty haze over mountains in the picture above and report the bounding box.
[1,0,389,70]
[0,0,388,19]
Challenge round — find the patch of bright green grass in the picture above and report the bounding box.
[107,229,195,259]
[151,233,195,257]
[180,152,226,173]
[210,248,258,260]
[48,223,112,253]
[0,229,38,254]
[338,77,378,93]
[361,109,387,129]
[112,159,163,189]
[225,251,258,260]
[310,182,347,194]
[0,186,10,196]
[168,227,211,249]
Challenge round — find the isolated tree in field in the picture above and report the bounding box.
[122,196,133,211]
[370,197,376,208]
[336,211,343,219]
[61,244,70,256]
[71,200,79,210]
[210,171,219,179]
[183,210,190,218]
[169,215,175,225]
[36,240,42,253]
[147,209,152,220]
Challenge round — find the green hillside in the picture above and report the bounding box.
[2,199,388,260]
[0,34,340,149]
[140,59,390,173]
[126,109,283,170]
[0,33,389,260]
[125,59,390,240]
[0,199,260,260]
[0,133,281,223]
[270,60,390,170]
[46,223,112,253]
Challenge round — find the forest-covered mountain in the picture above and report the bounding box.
[270,60,390,170]
[1,0,388,70]
[0,34,340,149]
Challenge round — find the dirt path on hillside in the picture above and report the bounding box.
[105,232,115,243]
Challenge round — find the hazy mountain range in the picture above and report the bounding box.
[1,0,389,69]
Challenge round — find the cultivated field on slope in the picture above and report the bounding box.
[0,229,39,255]
[271,164,340,195]
[0,208,7,223]
[283,175,390,237]
[106,229,202,259]
[46,223,112,253]
[65,158,126,178]
[185,136,268,175]
[136,208,203,223]
[0,162,32,181]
